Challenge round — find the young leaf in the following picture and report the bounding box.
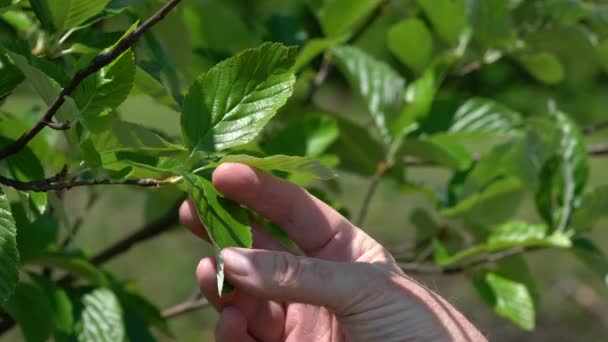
[181,42,297,153]
[73,50,136,129]
[487,221,571,250]
[76,288,125,342]
[474,272,535,330]
[0,189,19,305]
[208,155,336,180]
[181,172,252,294]
[387,18,433,71]
[11,204,58,262]
[29,274,74,336]
[332,45,406,143]
[26,250,107,285]
[90,120,185,155]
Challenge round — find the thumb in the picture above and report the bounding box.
[221,248,379,313]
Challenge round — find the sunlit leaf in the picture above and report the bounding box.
[474,272,535,330]
[521,52,565,85]
[316,0,383,37]
[76,288,124,342]
[181,42,297,152]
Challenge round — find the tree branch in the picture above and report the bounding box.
[0,0,183,161]
[90,200,182,265]
[162,293,210,319]
[356,161,387,226]
[398,246,543,275]
[583,121,608,135]
[0,174,179,192]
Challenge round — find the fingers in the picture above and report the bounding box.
[197,258,285,341]
[215,307,256,342]
[212,163,381,261]
[222,248,383,314]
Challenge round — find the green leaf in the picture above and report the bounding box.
[30,274,74,336]
[328,116,385,176]
[474,272,535,330]
[34,0,111,32]
[466,0,514,47]
[74,50,136,129]
[391,54,454,138]
[181,42,297,153]
[598,40,608,74]
[76,288,125,342]
[0,51,24,100]
[571,238,608,287]
[572,185,608,232]
[0,189,18,305]
[448,97,523,135]
[263,114,339,158]
[521,52,565,85]
[387,18,433,71]
[487,221,571,250]
[536,108,589,232]
[115,285,171,337]
[7,52,80,122]
[209,155,336,180]
[416,0,467,44]
[402,137,472,170]
[442,177,522,217]
[181,172,252,294]
[27,251,107,285]
[90,120,185,155]
[4,281,55,341]
[333,45,406,143]
[11,204,58,262]
[294,33,350,72]
[316,0,383,37]
[133,66,180,111]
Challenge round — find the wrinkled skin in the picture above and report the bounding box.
[180,163,486,342]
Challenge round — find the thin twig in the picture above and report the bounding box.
[356,161,387,226]
[162,293,210,319]
[398,246,543,275]
[0,174,179,192]
[0,0,183,161]
[583,121,608,135]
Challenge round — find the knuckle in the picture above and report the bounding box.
[271,252,304,288]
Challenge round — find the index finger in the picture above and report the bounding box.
[212,163,382,262]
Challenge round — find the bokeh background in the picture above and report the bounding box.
[2,0,608,341]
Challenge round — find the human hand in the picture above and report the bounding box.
[180,163,486,342]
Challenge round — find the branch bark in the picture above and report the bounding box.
[355,161,387,226]
[0,0,183,161]
[398,246,543,275]
[0,174,179,192]
[162,293,210,319]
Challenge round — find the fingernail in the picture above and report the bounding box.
[221,248,251,277]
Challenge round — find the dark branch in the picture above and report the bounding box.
[0,0,182,161]
[399,246,543,275]
[587,143,608,157]
[0,174,178,192]
[90,200,181,265]
[162,294,210,319]
[583,121,608,135]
